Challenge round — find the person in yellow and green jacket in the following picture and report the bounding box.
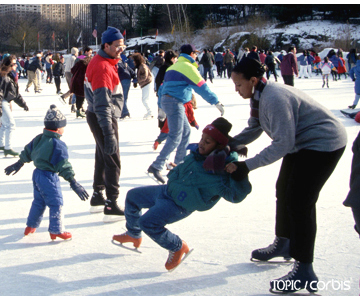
[147,44,225,184]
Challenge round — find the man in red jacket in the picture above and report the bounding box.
[84,26,126,222]
[280,46,298,86]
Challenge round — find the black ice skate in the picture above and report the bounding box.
[89,191,106,213]
[147,165,165,184]
[251,236,292,263]
[103,199,125,223]
[269,260,319,294]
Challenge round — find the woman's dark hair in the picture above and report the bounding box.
[232,57,265,80]
[0,55,16,77]
[132,52,145,67]
[324,57,329,63]
[164,49,177,64]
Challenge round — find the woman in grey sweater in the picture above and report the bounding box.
[228,57,347,294]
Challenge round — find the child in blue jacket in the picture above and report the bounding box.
[113,117,251,271]
[4,105,89,240]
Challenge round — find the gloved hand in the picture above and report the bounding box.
[203,146,230,173]
[24,104,29,111]
[104,133,118,155]
[133,82,138,88]
[215,102,225,116]
[4,160,24,176]
[70,179,89,201]
[230,161,250,181]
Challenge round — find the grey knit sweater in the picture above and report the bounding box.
[233,81,347,171]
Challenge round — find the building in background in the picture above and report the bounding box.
[0,4,41,16]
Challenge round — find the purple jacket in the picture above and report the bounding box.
[280,53,298,76]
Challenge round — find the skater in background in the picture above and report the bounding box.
[344,130,360,238]
[347,55,360,109]
[112,117,251,271]
[117,55,137,120]
[132,52,154,120]
[60,47,78,105]
[320,57,334,88]
[0,55,29,157]
[337,51,347,80]
[327,49,343,81]
[297,50,309,79]
[4,105,88,240]
[147,44,224,184]
[53,55,65,95]
[346,48,357,71]
[230,57,346,294]
[264,51,280,81]
[280,46,298,86]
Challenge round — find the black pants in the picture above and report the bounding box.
[282,75,294,86]
[266,64,277,81]
[352,208,360,237]
[54,76,61,93]
[275,147,345,263]
[75,95,85,110]
[86,111,121,201]
[225,63,233,79]
[46,68,53,83]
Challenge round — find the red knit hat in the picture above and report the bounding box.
[203,117,232,146]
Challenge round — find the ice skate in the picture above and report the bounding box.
[269,260,319,294]
[143,112,154,120]
[24,227,36,236]
[50,232,72,241]
[251,236,292,263]
[112,233,142,253]
[58,95,66,105]
[147,165,165,184]
[89,191,106,213]
[165,240,193,272]
[0,146,4,152]
[348,105,356,109]
[103,200,125,223]
[76,109,86,118]
[4,149,19,157]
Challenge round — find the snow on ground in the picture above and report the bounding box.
[1,72,359,296]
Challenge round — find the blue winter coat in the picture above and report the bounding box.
[297,55,308,66]
[329,55,343,68]
[349,60,360,94]
[166,145,252,212]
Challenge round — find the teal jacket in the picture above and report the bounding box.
[19,129,75,181]
[157,54,219,107]
[167,146,252,212]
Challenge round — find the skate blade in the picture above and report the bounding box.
[251,257,294,264]
[168,248,194,273]
[90,206,104,213]
[146,172,165,185]
[269,288,320,295]
[103,214,125,223]
[50,238,72,243]
[111,239,142,253]
[58,96,67,105]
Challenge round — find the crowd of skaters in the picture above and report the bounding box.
[1,25,360,294]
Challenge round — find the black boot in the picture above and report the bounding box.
[103,199,125,223]
[90,191,106,213]
[251,236,291,262]
[270,260,318,293]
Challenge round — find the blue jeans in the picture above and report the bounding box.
[125,185,192,252]
[151,95,191,170]
[121,79,131,117]
[352,93,360,106]
[27,169,64,234]
[0,100,16,149]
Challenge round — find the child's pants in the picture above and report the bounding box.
[125,185,192,252]
[27,169,64,234]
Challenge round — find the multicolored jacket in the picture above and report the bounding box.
[19,129,75,181]
[157,53,219,106]
[84,49,124,132]
[166,145,252,212]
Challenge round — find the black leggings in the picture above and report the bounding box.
[275,147,345,263]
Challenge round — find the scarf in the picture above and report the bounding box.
[250,77,267,123]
